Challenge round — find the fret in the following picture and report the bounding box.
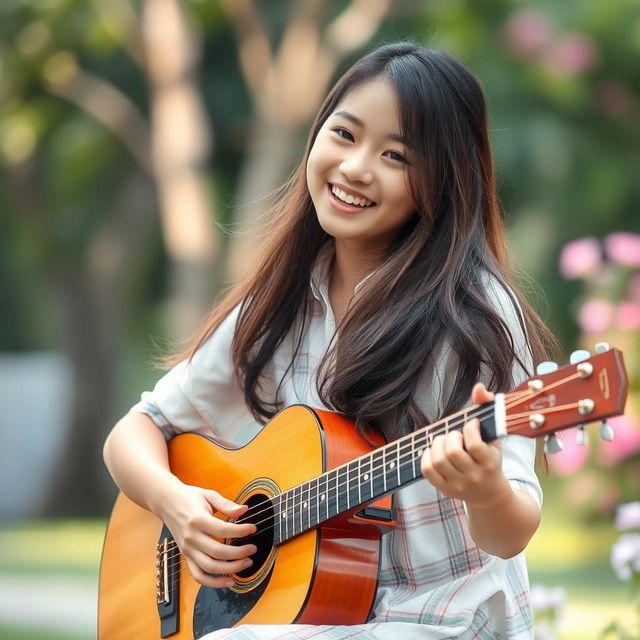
[327,469,338,520]
[357,457,362,504]
[360,454,372,503]
[396,440,402,486]
[371,449,385,498]
[320,472,328,521]
[347,461,360,509]
[337,466,349,514]
[274,494,281,545]
[309,477,319,529]
[284,489,290,541]
[294,484,301,537]
[303,482,310,531]
[413,430,428,477]
[399,437,416,485]
[384,444,399,492]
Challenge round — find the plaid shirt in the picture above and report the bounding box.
[133,244,541,640]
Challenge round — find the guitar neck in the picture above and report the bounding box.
[273,398,504,544]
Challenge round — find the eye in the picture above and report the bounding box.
[384,150,408,163]
[332,127,354,142]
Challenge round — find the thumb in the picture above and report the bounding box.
[204,489,247,517]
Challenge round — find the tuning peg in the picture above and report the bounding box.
[576,425,588,446]
[544,434,564,455]
[536,361,559,375]
[600,421,614,441]
[570,349,591,364]
[595,342,611,354]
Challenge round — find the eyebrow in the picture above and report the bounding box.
[333,110,408,146]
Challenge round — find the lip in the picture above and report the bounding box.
[327,183,377,213]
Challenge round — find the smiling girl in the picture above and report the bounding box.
[103,42,553,639]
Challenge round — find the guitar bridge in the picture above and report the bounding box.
[155,525,180,637]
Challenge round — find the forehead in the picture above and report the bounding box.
[332,76,402,132]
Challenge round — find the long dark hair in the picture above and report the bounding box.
[177,42,556,436]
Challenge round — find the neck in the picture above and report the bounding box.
[331,240,385,296]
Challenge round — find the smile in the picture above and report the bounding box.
[328,184,376,209]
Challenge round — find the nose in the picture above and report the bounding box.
[339,149,373,185]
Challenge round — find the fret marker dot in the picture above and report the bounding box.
[303,501,307,508]
[417,449,423,457]
[321,494,325,501]
[282,513,286,519]
[389,462,395,469]
[364,473,369,481]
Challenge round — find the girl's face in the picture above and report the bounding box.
[306,76,416,256]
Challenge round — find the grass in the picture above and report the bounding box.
[0,514,637,640]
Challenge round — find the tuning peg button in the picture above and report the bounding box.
[576,425,588,446]
[595,342,611,354]
[536,361,559,375]
[570,349,591,364]
[600,421,614,441]
[544,434,564,455]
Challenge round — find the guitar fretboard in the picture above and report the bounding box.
[271,401,497,544]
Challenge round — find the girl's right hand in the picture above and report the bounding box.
[155,480,258,588]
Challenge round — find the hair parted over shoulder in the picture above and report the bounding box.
[177,41,556,436]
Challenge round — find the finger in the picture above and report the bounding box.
[205,490,249,518]
[420,448,447,488]
[194,534,257,561]
[443,430,475,474]
[463,419,501,463]
[184,556,234,589]
[190,548,254,578]
[199,515,257,540]
[471,382,494,405]
[428,435,463,481]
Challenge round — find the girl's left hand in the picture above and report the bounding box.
[421,382,510,507]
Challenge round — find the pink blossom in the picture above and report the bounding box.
[599,415,640,466]
[610,533,640,581]
[578,298,613,334]
[615,502,640,531]
[615,301,640,330]
[604,232,640,267]
[629,274,640,302]
[541,33,599,76]
[548,429,589,475]
[559,237,601,279]
[503,9,553,59]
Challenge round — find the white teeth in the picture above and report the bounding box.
[331,185,372,207]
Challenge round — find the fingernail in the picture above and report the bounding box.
[243,559,253,569]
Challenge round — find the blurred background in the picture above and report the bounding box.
[1,0,639,638]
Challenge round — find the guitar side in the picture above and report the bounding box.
[98,405,394,639]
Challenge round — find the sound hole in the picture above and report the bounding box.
[233,493,274,578]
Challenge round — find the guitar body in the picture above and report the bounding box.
[98,405,395,639]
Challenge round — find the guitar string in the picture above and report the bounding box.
[159,394,586,582]
[157,372,585,575]
[163,371,580,556]
[158,399,586,592]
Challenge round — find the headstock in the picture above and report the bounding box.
[504,343,628,453]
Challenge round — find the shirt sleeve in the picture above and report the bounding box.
[130,305,262,445]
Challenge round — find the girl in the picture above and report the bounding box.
[104,42,553,639]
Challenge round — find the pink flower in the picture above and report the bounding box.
[599,415,640,466]
[548,429,589,475]
[629,274,640,302]
[605,232,640,267]
[615,502,640,531]
[541,33,599,76]
[615,301,640,330]
[559,237,601,279]
[503,9,553,59]
[578,298,613,334]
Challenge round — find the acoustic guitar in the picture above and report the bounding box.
[98,345,627,639]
